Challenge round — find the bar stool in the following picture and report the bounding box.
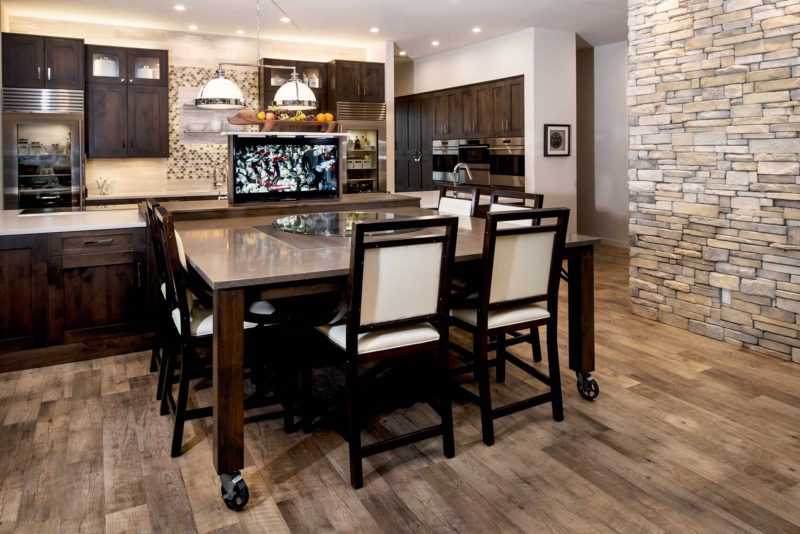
[437,184,479,217]
[314,215,459,488]
[449,208,570,445]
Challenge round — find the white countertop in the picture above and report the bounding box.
[0,208,145,236]
[86,190,221,201]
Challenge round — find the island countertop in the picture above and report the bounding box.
[0,208,145,236]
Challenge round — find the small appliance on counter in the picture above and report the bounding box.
[3,88,85,211]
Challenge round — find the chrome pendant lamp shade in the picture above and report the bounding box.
[195,67,246,109]
[273,72,317,111]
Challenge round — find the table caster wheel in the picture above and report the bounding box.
[220,471,249,511]
[576,373,599,401]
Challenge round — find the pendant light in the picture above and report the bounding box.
[195,0,316,111]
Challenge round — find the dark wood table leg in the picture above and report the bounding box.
[566,245,599,401]
[213,288,250,511]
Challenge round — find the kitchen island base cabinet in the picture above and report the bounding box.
[0,227,151,373]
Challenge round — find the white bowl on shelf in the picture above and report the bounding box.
[187,123,206,132]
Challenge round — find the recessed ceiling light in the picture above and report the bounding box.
[399,50,407,56]
[472,26,481,33]
[431,40,440,46]
[174,4,186,11]
[280,16,291,23]
[369,27,380,33]
[188,24,198,30]
[236,29,245,34]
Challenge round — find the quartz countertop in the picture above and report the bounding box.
[85,190,221,201]
[0,208,145,236]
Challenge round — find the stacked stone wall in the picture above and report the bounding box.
[628,0,800,361]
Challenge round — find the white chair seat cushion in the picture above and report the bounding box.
[451,302,550,329]
[171,306,258,337]
[248,300,277,316]
[316,322,440,354]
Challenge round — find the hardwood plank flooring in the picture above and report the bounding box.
[1,245,799,533]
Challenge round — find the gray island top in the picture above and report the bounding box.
[0,208,145,236]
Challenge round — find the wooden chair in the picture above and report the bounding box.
[438,184,479,217]
[153,206,290,458]
[449,207,570,445]
[145,199,169,399]
[314,215,459,488]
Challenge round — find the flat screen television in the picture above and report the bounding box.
[228,134,341,203]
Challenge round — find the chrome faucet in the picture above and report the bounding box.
[453,162,474,184]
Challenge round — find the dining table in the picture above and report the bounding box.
[174,206,600,509]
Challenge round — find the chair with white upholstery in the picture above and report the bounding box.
[154,206,290,457]
[438,184,479,217]
[315,215,459,488]
[449,207,569,446]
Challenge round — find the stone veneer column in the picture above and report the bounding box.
[628,0,800,362]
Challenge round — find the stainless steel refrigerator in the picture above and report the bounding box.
[3,88,85,212]
[335,102,387,193]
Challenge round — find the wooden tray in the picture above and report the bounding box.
[228,111,338,133]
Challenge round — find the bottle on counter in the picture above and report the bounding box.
[354,136,361,150]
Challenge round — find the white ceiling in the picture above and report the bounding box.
[2,0,627,58]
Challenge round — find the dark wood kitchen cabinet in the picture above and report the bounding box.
[0,235,48,353]
[492,76,524,137]
[259,57,328,111]
[329,60,385,104]
[395,94,435,192]
[86,45,168,158]
[2,33,84,89]
[47,230,147,345]
[433,90,461,139]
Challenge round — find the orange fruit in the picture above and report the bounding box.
[316,113,326,122]
[257,111,266,120]
[324,113,334,121]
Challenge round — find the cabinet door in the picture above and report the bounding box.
[407,158,422,191]
[48,250,147,344]
[407,95,421,154]
[446,91,462,139]
[44,37,84,90]
[128,85,168,157]
[0,235,48,353]
[418,94,434,156]
[2,33,44,88]
[360,62,385,102]
[86,84,128,158]
[127,49,168,86]
[420,156,434,191]
[86,45,127,84]
[507,76,525,136]
[491,81,508,136]
[394,96,410,155]
[433,93,449,139]
[474,84,494,137]
[461,87,476,136]
[394,157,409,192]
[333,61,360,102]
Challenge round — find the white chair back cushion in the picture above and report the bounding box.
[438,197,473,216]
[490,203,533,228]
[490,231,555,304]
[360,242,443,325]
[173,230,194,312]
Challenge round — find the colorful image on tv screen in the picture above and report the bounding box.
[233,143,337,194]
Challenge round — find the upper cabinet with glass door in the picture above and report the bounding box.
[86,45,167,86]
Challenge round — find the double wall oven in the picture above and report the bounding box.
[433,136,524,188]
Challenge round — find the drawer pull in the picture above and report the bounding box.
[83,238,114,246]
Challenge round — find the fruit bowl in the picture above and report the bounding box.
[228,111,337,132]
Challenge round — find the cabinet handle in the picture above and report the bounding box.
[47,67,52,81]
[129,79,134,83]
[83,238,114,246]
[121,78,126,83]
[136,262,143,288]
[37,66,41,80]
[130,140,135,150]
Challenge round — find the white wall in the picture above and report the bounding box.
[588,41,628,246]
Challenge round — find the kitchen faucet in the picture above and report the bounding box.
[453,162,474,185]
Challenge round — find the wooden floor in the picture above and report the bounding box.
[2,245,800,534]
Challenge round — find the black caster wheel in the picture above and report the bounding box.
[220,471,249,511]
[576,373,599,401]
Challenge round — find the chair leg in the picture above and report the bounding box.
[475,334,495,446]
[345,360,363,488]
[170,348,193,457]
[159,343,176,416]
[301,365,314,434]
[495,334,506,384]
[531,328,542,363]
[438,347,455,459]
[546,322,564,422]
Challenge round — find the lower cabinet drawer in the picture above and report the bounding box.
[49,228,146,256]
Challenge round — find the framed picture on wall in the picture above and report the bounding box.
[544,124,571,157]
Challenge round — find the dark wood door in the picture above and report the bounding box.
[86,84,128,158]
[461,87,476,136]
[407,95,421,155]
[0,235,48,353]
[333,61,360,102]
[491,81,508,136]
[44,37,84,90]
[2,33,44,88]
[127,85,168,157]
[418,94,434,156]
[446,91,462,139]
[395,96,410,155]
[433,93,449,139]
[394,157,409,192]
[507,76,525,137]
[47,250,147,344]
[86,45,127,84]
[126,48,168,87]
[475,83,494,137]
[360,62,385,102]
[420,156,434,191]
